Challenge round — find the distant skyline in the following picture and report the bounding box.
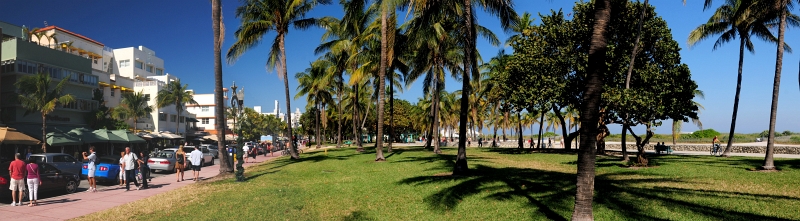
[1,0,799,135]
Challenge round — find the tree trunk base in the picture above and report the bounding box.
[636,155,649,167]
[375,157,386,162]
[453,160,469,176]
[434,149,442,154]
[356,147,365,153]
[760,166,776,170]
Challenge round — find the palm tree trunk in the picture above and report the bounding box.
[432,83,441,154]
[517,112,523,149]
[316,101,321,149]
[722,38,746,157]
[355,85,364,152]
[41,113,47,153]
[212,0,231,173]
[388,77,394,153]
[538,111,545,149]
[375,3,388,161]
[279,34,299,160]
[763,2,786,170]
[133,116,138,131]
[176,109,181,134]
[337,74,343,149]
[572,0,609,219]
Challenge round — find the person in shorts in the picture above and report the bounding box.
[189,146,203,181]
[8,153,25,206]
[82,146,98,192]
[118,151,126,186]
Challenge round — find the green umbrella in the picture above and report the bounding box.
[46,132,82,146]
[92,129,127,144]
[112,130,146,143]
[66,128,106,144]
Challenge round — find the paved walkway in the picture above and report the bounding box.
[0,154,283,221]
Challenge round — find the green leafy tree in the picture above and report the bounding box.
[295,62,334,149]
[227,0,330,160]
[15,72,75,153]
[155,80,198,134]
[112,91,153,131]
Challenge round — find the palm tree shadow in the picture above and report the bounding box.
[397,164,796,220]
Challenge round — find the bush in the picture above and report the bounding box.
[692,129,720,138]
[791,136,800,142]
[759,130,770,138]
[782,131,793,136]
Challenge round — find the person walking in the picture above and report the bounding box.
[8,153,25,206]
[137,151,150,189]
[122,147,140,191]
[478,137,483,147]
[118,151,126,186]
[189,146,203,181]
[175,147,186,182]
[242,144,250,163]
[712,135,721,155]
[25,159,41,206]
[82,146,98,192]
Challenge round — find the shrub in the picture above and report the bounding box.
[791,136,800,142]
[759,130,770,138]
[692,129,721,138]
[782,130,793,136]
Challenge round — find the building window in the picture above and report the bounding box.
[159,113,167,121]
[201,106,209,112]
[201,118,210,124]
[170,115,177,122]
[93,58,98,64]
[180,116,185,123]
[135,61,143,69]
[120,59,130,68]
[146,65,153,73]
[110,89,115,97]
[144,94,150,101]
[156,68,163,75]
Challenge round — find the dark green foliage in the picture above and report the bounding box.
[759,130,770,138]
[782,130,793,136]
[692,129,721,138]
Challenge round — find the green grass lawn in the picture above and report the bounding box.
[75,146,800,221]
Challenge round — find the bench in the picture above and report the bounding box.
[655,145,673,154]
[344,140,353,145]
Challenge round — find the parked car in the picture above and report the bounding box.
[163,147,213,166]
[1,161,81,198]
[28,153,83,178]
[201,144,219,159]
[81,156,122,183]
[147,151,177,173]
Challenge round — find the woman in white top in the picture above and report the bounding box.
[118,151,126,186]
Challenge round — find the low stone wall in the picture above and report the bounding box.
[605,144,800,155]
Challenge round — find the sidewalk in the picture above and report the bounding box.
[0,154,283,221]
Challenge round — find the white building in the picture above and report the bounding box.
[254,100,284,120]
[185,93,221,133]
[112,46,194,133]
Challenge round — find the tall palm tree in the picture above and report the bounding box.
[227,0,330,160]
[688,0,788,157]
[155,80,198,134]
[16,72,75,153]
[211,0,232,173]
[295,62,335,149]
[572,0,611,219]
[112,91,153,132]
[403,10,464,154]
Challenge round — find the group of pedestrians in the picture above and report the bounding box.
[173,146,204,182]
[7,153,40,207]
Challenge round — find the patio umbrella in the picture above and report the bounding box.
[111,130,146,143]
[0,127,41,145]
[92,129,127,144]
[203,134,218,141]
[158,131,183,139]
[46,132,82,146]
[66,128,105,144]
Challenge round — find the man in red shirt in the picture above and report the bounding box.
[8,153,25,206]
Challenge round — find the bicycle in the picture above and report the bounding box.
[710,143,722,156]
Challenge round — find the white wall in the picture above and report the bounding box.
[113,46,165,80]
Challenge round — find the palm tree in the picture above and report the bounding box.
[112,91,153,131]
[572,0,611,219]
[212,0,232,173]
[155,80,198,134]
[296,62,334,149]
[672,89,705,144]
[688,0,788,157]
[16,72,75,153]
[227,0,330,160]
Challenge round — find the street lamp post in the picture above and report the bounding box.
[230,82,245,181]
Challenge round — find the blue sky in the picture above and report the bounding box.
[2,0,799,135]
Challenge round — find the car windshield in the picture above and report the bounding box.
[153,152,174,158]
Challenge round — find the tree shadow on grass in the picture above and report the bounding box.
[398,164,796,220]
[342,210,376,221]
[650,155,800,171]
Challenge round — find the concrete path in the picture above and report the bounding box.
[0,154,283,221]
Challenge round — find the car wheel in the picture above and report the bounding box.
[65,180,78,194]
[210,159,214,165]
